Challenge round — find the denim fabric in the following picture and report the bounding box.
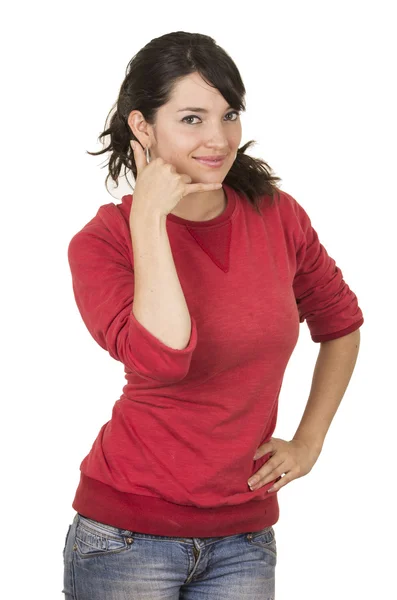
[63,512,276,599]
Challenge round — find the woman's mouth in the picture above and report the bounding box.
[193,156,226,168]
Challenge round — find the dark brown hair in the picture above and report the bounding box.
[87,31,282,214]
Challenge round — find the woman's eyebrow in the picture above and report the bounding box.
[176,106,233,113]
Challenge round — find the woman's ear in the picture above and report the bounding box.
[127,110,151,149]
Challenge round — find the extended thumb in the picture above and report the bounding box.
[130,141,145,171]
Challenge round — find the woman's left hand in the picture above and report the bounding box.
[248,437,322,493]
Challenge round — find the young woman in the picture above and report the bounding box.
[63,30,363,599]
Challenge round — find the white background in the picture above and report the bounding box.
[2,1,395,598]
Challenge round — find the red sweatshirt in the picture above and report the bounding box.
[67,183,364,537]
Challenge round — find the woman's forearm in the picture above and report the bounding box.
[130,209,193,351]
[292,329,361,452]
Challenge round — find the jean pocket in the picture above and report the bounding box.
[246,526,277,555]
[75,515,131,558]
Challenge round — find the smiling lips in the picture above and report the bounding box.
[194,155,227,160]
[194,155,227,167]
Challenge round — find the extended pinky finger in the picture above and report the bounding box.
[187,183,223,194]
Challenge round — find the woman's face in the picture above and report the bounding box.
[132,72,242,183]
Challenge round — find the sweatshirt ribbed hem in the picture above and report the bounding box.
[72,473,280,537]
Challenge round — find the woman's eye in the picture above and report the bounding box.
[182,111,240,125]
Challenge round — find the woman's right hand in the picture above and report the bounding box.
[130,140,223,218]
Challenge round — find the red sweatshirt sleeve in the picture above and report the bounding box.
[67,226,198,383]
[291,198,364,342]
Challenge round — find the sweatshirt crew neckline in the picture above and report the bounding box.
[166,183,236,227]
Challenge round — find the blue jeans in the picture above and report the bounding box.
[63,513,277,599]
